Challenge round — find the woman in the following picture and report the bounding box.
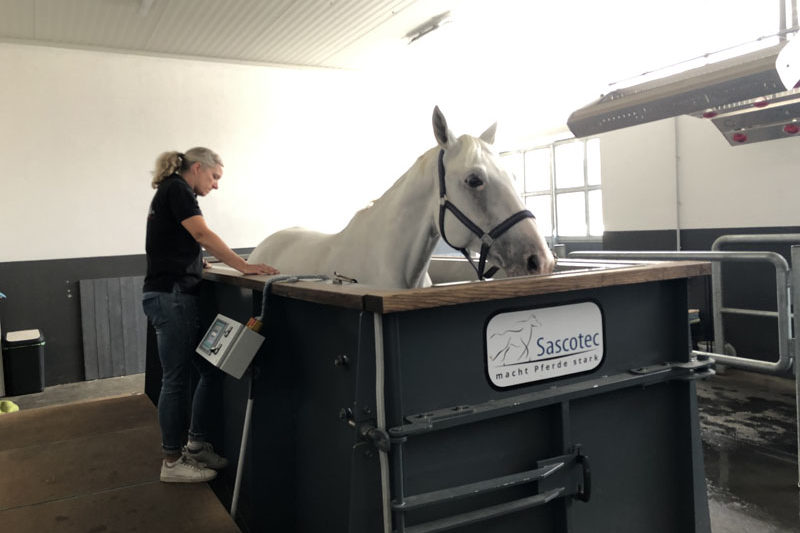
[142,147,278,483]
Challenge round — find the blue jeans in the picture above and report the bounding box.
[143,289,218,455]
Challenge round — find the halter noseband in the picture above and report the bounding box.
[437,149,535,280]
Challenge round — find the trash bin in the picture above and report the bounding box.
[2,329,46,396]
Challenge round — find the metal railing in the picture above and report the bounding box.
[570,249,792,373]
[709,234,800,373]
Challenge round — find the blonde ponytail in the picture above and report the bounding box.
[150,147,223,189]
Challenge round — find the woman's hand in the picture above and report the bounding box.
[239,263,280,276]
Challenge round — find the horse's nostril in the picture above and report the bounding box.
[527,254,539,272]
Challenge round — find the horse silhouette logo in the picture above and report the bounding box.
[488,312,542,365]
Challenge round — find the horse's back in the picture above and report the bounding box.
[248,227,336,273]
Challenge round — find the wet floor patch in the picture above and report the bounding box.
[697,374,796,456]
[703,441,799,532]
[697,369,799,532]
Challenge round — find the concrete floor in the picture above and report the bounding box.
[3,369,799,532]
[4,373,146,410]
[697,368,800,533]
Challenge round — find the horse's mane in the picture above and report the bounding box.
[339,135,491,234]
[341,147,438,230]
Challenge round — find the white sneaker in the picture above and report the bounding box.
[160,453,217,483]
[185,442,229,470]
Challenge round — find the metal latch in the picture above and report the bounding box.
[629,355,715,381]
[339,408,390,452]
[359,424,390,452]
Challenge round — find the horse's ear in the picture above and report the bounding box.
[432,106,454,148]
[480,122,497,144]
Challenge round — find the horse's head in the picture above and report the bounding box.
[431,106,556,278]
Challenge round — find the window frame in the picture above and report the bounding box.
[507,136,602,244]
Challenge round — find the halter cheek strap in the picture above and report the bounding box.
[437,149,535,280]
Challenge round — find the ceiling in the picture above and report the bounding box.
[0,0,469,69]
[0,1,780,71]
[0,0,786,141]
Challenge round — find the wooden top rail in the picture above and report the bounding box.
[203,259,710,314]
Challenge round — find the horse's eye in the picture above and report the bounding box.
[466,175,484,189]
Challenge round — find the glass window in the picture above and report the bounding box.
[556,192,587,236]
[525,194,552,237]
[588,190,604,236]
[554,142,584,188]
[518,137,601,241]
[587,138,601,186]
[524,149,550,192]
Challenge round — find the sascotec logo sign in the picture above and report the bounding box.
[485,301,604,388]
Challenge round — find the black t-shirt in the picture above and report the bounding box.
[144,175,204,293]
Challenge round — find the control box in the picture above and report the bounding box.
[196,314,264,379]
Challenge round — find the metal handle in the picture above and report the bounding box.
[392,461,565,511]
[576,454,591,503]
[402,488,565,533]
[392,450,587,533]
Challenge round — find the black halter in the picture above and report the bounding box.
[437,149,535,280]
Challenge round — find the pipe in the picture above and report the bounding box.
[230,368,254,518]
[781,0,788,39]
[569,250,789,270]
[260,275,329,321]
[792,246,800,488]
[720,307,780,319]
[711,233,800,250]
[674,119,681,251]
[373,312,392,533]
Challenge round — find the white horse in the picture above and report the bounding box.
[248,107,556,288]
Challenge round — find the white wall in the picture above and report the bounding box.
[599,116,800,233]
[676,116,800,229]
[0,43,452,262]
[6,41,798,264]
[598,119,679,232]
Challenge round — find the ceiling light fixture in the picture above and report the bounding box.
[405,11,451,44]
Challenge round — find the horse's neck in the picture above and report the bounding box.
[340,150,439,287]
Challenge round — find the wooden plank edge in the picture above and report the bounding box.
[204,261,711,315]
[367,261,711,314]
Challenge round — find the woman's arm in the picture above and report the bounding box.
[181,215,279,275]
